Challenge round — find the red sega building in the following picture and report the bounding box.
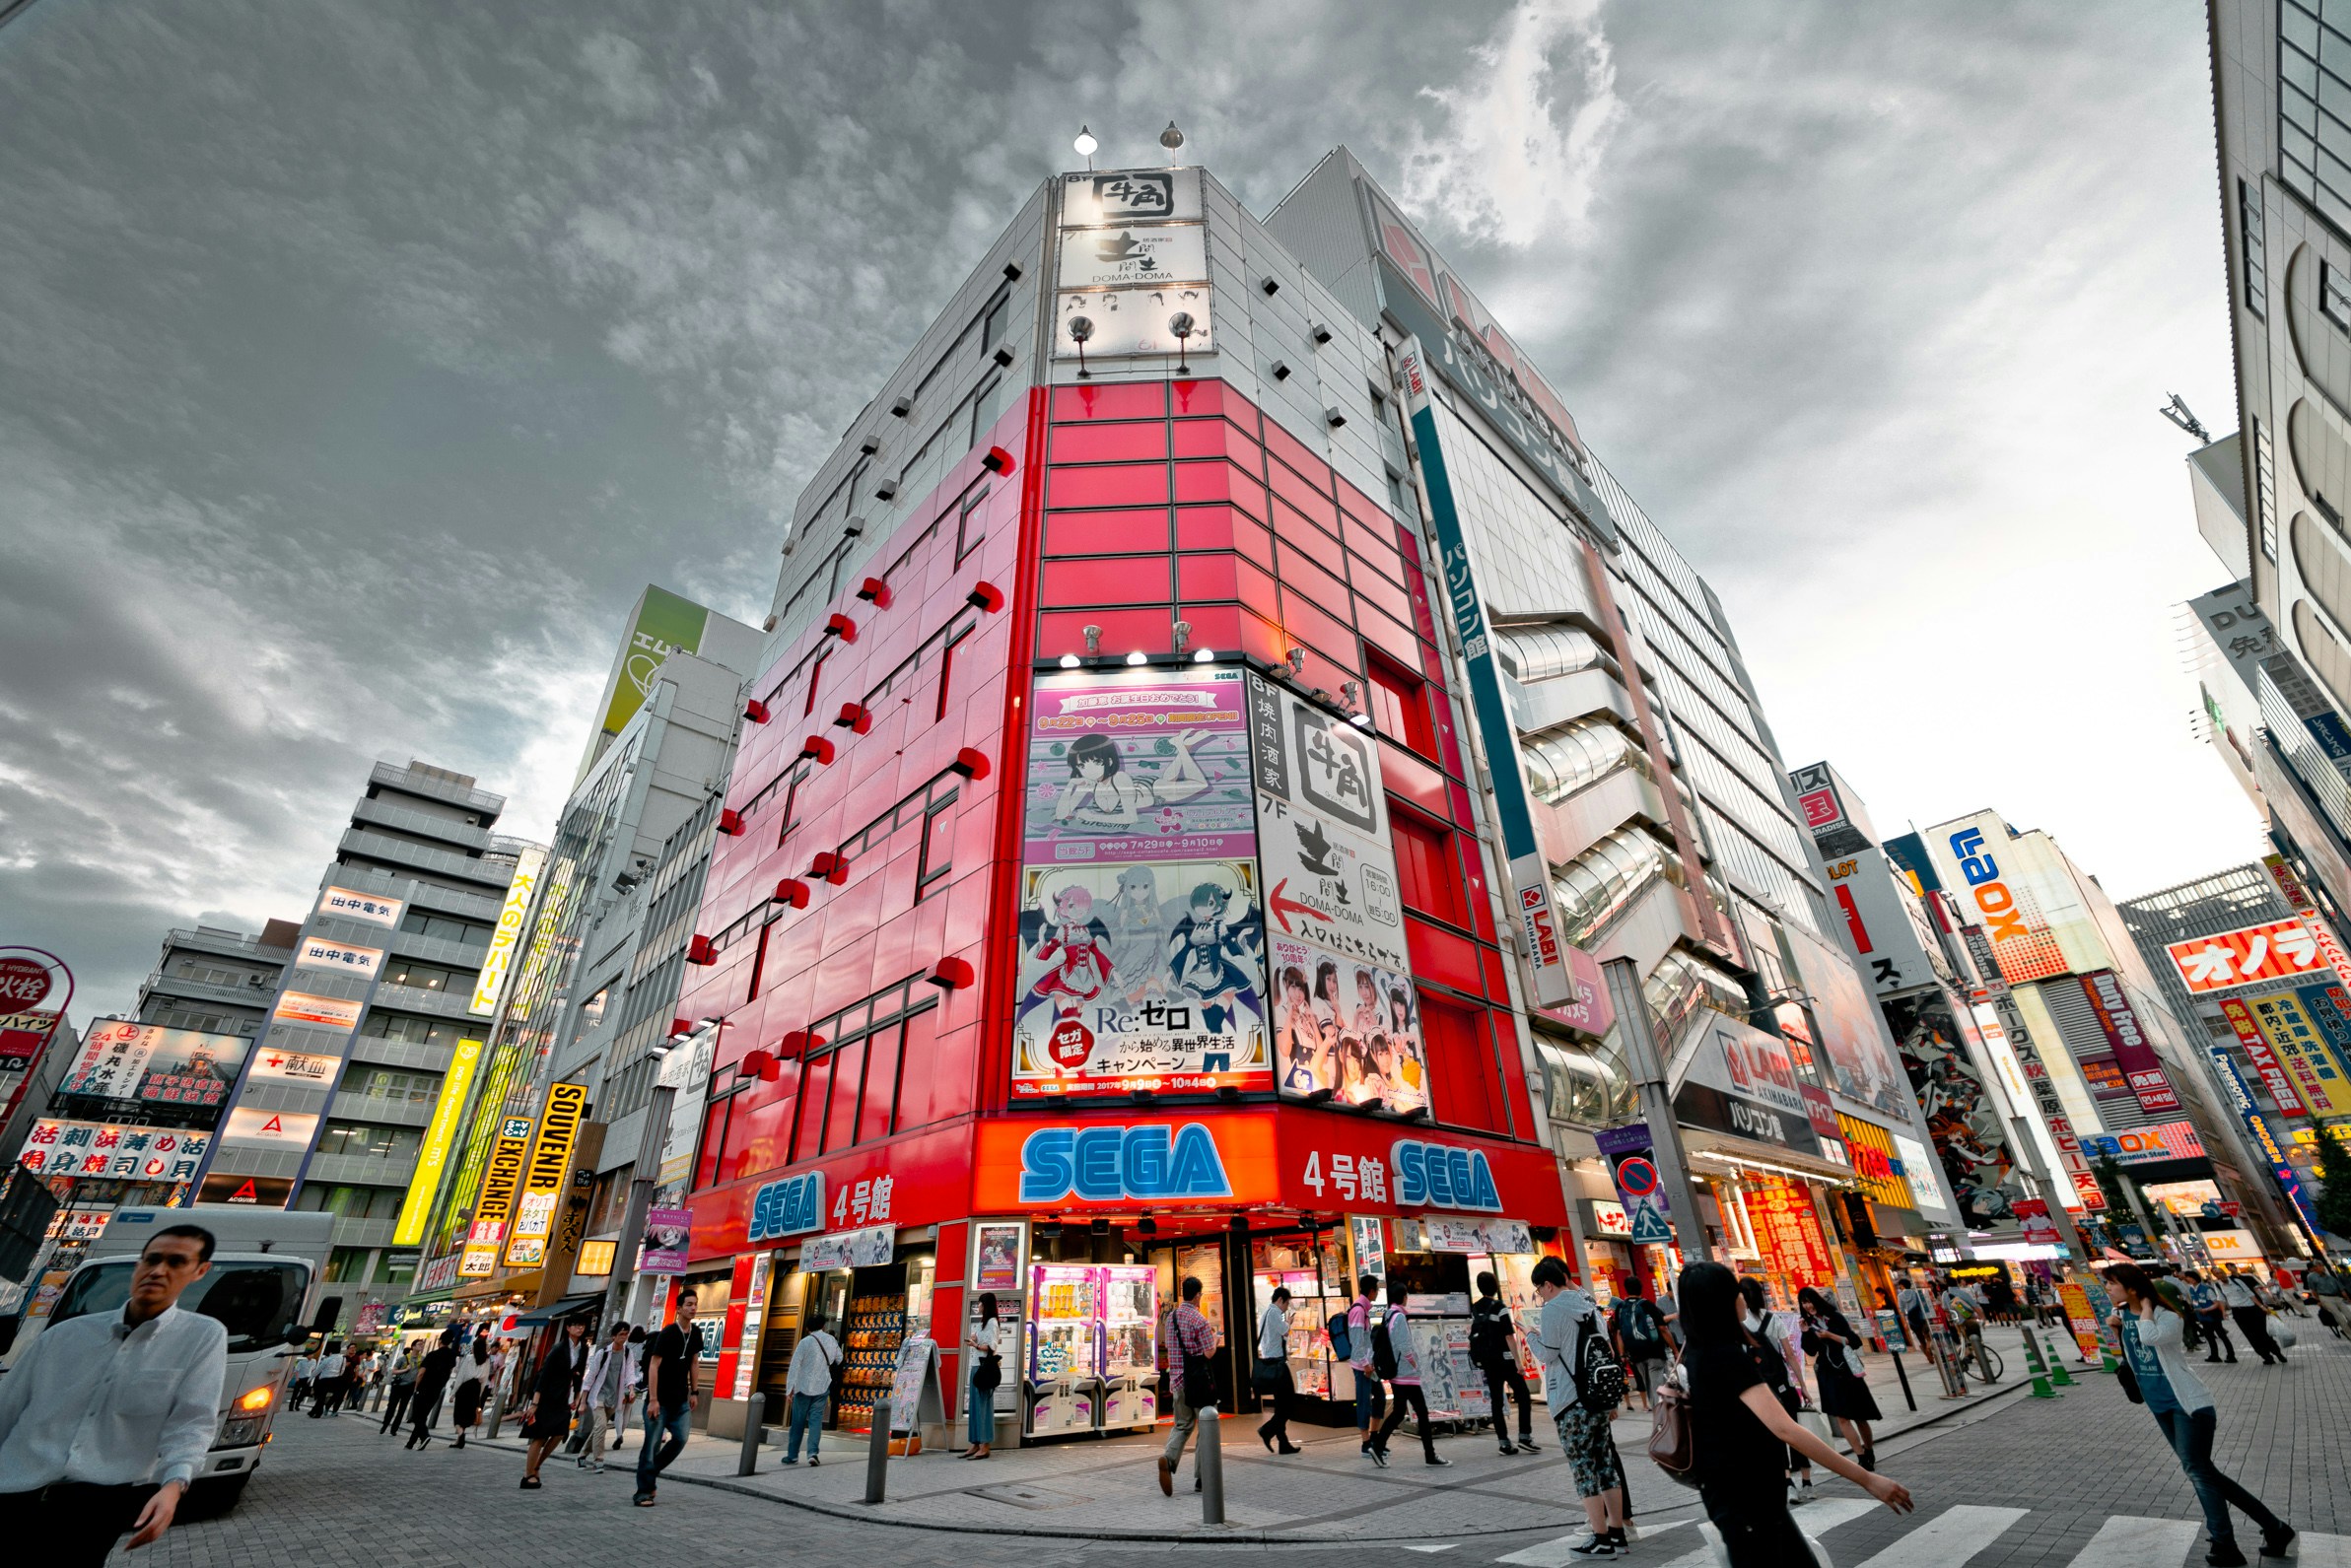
[672,375,1570,1443]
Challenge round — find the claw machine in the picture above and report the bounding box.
[1099,1263,1158,1431]
[1023,1262,1100,1437]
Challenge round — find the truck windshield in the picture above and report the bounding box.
[49,1260,310,1353]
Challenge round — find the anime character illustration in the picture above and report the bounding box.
[1382,984,1428,1112]
[1350,965,1383,1039]
[1017,885,1117,1031]
[1054,730,1213,833]
[1892,999,2021,1228]
[1104,864,1168,1003]
[1165,880,1263,1034]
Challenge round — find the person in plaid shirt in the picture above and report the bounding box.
[1156,1277,1221,1495]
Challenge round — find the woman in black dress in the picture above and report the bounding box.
[449,1337,490,1448]
[521,1320,590,1488]
[1738,1276,1817,1508]
[1798,1286,1882,1470]
[1680,1263,1911,1567]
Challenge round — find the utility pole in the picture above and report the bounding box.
[1603,958,1713,1263]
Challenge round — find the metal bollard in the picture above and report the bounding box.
[738,1393,767,1475]
[1197,1405,1225,1526]
[864,1398,893,1505]
[486,1388,507,1439]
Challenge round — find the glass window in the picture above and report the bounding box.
[980,289,1011,352]
[50,1259,307,1353]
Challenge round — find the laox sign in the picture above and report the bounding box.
[1949,827,2027,942]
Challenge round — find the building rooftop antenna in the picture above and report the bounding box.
[2159,392,2213,444]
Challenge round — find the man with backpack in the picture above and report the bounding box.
[1470,1271,1541,1455]
[1526,1256,1627,1557]
[1369,1278,1450,1467]
[1611,1286,1671,1413]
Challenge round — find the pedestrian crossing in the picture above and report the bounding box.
[1493,1502,2351,1565]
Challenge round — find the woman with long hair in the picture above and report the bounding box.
[2107,1262,2292,1566]
[1797,1285,1882,1469]
[1276,966,1323,1092]
[1738,1277,1817,1509]
[1678,1262,1910,1565]
[449,1335,490,1449]
[964,1292,1003,1460]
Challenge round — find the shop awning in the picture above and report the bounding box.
[506,1293,603,1329]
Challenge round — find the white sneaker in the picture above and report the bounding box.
[1799,1478,1817,1505]
[1789,1478,1804,1507]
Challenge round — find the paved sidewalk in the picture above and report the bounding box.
[475,1323,2056,1541]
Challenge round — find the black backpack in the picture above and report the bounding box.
[1616,1298,1662,1353]
[1468,1300,1508,1369]
[1370,1311,1400,1380]
[1573,1312,1626,1414]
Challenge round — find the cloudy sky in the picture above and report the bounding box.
[1,0,2257,1018]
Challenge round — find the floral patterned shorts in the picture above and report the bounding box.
[1553,1402,1624,1497]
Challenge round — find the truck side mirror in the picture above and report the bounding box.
[311,1296,342,1335]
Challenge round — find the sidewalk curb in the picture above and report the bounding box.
[466,1371,2054,1545]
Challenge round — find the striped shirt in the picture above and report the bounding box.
[1166,1303,1218,1400]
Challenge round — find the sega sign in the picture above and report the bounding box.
[1948,827,2026,942]
[1392,1139,1503,1212]
[747,1170,826,1243]
[1017,1123,1232,1203]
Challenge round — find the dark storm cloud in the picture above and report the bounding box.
[0,0,2256,1014]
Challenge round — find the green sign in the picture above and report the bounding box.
[599,586,711,741]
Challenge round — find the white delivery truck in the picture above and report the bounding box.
[9,1205,338,1516]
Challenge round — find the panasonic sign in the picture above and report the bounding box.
[1016,1122,1231,1203]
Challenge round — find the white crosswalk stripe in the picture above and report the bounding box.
[1847,1504,2029,1567]
[1493,1505,2351,1566]
[2059,1516,2201,1567]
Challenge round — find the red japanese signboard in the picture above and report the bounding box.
[2167,919,2325,994]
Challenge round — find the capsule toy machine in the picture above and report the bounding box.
[1025,1262,1100,1436]
[1099,1263,1158,1430]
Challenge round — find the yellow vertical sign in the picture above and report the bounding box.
[503,1081,588,1267]
[2249,993,2351,1119]
[392,1037,483,1246]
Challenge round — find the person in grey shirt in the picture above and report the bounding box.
[1254,1286,1300,1455]
[0,1223,228,1565]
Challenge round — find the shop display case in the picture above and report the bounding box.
[1099,1263,1157,1429]
[1024,1263,1100,1436]
[835,1291,907,1432]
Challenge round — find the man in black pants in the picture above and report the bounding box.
[1470,1270,1541,1455]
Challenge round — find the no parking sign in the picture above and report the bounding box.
[1595,1124,1675,1244]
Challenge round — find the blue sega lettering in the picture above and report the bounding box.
[748,1170,826,1243]
[1017,1123,1231,1203]
[1392,1139,1502,1212]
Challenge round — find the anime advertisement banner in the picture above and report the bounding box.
[1245,671,1409,974]
[1024,666,1254,865]
[1010,858,1270,1099]
[1267,932,1429,1114]
[1883,989,2027,1228]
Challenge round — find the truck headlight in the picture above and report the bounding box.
[214,1416,265,1450]
[237,1386,274,1412]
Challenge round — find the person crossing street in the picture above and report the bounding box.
[577,1324,632,1472]
[781,1310,841,1466]
[2220,1269,2287,1365]
[1470,1270,1539,1454]
[1525,1257,1625,1557]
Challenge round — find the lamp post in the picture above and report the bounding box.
[1603,958,1712,1263]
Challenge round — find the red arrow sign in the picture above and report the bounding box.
[1267,879,1321,934]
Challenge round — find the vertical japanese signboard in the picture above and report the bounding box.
[393,1037,483,1247]
[461,1116,535,1276]
[1395,338,1573,1008]
[1251,671,1428,1115]
[504,1081,587,1267]
[2078,972,2180,1114]
[1012,665,1268,1098]
[0,950,71,1126]
[472,845,546,1018]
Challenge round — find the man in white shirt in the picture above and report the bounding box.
[781,1311,842,1466]
[290,1349,318,1411]
[2223,1269,2289,1365]
[0,1223,229,1564]
[311,1343,348,1417]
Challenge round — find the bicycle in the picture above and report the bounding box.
[1955,1327,2004,1384]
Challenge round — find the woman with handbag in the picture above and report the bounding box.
[1255,1286,1302,1455]
[2107,1262,2292,1567]
[964,1293,1003,1460]
[1738,1277,1818,1509]
[1798,1286,1882,1470]
[1678,1262,1911,1567]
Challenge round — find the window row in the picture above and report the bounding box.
[399,909,489,946]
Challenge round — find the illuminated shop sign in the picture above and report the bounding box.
[747,1170,826,1244]
[1016,1122,1232,1203]
[1392,1138,1501,1212]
